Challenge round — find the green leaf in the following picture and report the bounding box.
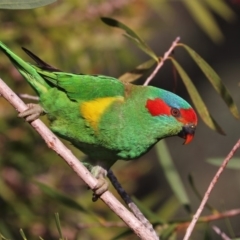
[182,0,224,43]
[101,17,159,62]
[156,140,191,213]
[204,0,237,22]
[54,213,64,240]
[180,44,239,119]
[170,58,225,135]
[188,174,217,213]
[207,158,240,169]
[0,0,56,9]
[160,224,178,240]
[203,224,212,240]
[35,182,88,213]
[118,59,156,83]
[147,0,175,23]
[0,221,14,239]
[19,229,27,240]
[156,196,181,220]
[131,196,164,224]
[0,179,33,220]
[111,229,133,240]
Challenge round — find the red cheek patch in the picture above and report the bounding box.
[146,99,171,116]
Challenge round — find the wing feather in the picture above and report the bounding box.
[23,48,125,101]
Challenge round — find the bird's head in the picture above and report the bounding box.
[145,89,197,144]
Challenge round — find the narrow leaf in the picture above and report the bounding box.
[204,0,237,22]
[35,182,88,213]
[170,58,225,134]
[183,0,223,43]
[156,140,191,213]
[112,229,133,240]
[188,174,217,213]
[180,44,239,119]
[160,224,178,240]
[147,0,175,23]
[118,59,156,83]
[123,34,159,62]
[54,213,64,240]
[156,196,181,220]
[207,158,240,169]
[19,229,27,240]
[101,17,159,62]
[0,0,56,9]
[0,221,14,239]
[203,224,212,240]
[131,196,164,224]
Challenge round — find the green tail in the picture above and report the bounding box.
[0,42,50,96]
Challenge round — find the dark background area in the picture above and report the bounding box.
[0,1,239,239]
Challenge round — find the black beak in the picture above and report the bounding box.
[178,124,196,144]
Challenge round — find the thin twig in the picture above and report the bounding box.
[76,208,240,232]
[183,139,240,240]
[107,170,158,239]
[18,93,39,101]
[143,37,180,86]
[200,208,240,222]
[212,226,231,240]
[176,208,240,231]
[76,208,240,231]
[0,78,158,240]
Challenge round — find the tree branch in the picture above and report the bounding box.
[76,208,240,231]
[212,226,231,240]
[176,208,240,231]
[107,170,158,238]
[183,139,240,240]
[18,93,39,101]
[0,78,159,240]
[143,37,180,86]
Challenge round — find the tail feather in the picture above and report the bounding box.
[0,42,50,96]
[22,47,61,72]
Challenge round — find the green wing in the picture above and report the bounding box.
[35,70,125,101]
[22,47,125,101]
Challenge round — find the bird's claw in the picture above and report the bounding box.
[18,103,45,121]
[92,177,109,202]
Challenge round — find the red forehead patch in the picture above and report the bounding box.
[146,98,198,125]
[146,98,170,116]
[180,108,198,125]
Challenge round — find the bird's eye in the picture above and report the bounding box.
[171,108,180,117]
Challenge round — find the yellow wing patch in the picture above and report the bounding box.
[80,97,124,130]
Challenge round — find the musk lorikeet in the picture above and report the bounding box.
[0,42,197,200]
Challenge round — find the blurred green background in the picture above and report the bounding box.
[0,0,240,239]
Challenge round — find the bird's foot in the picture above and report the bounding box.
[92,176,109,202]
[91,165,108,202]
[18,103,45,121]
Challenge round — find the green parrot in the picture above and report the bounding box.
[0,42,197,200]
